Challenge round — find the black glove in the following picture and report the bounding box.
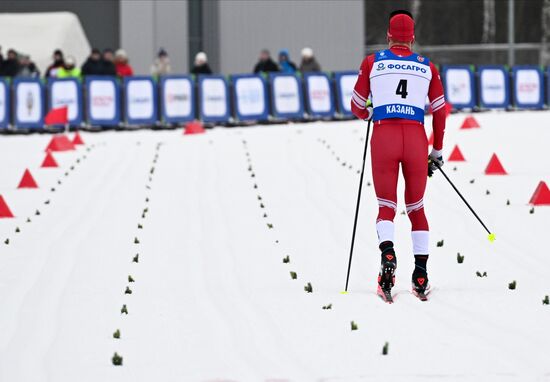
[428,149,443,177]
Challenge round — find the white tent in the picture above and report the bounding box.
[0,12,91,74]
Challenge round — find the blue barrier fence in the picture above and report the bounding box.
[0,65,548,130]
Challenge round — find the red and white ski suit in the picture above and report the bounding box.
[351,45,446,254]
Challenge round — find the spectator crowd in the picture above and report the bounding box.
[0,45,323,79]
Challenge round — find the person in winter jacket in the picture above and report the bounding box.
[278,49,297,73]
[151,48,171,77]
[115,49,134,77]
[253,49,279,73]
[81,49,104,76]
[1,49,20,77]
[45,49,64,78]
[57,56,81,79]
[101,49,117,76]
[299,47,322,73]
[16,54,40,78]
[191,51,213,75]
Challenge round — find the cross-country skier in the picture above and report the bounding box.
[351,10,446,302]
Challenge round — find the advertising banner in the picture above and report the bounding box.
[512,66,543,109]
[269,73,303,119]
[304,73,335,117]
[124,76,158,125]
[86,76,120,126]
[160,76,195,123]
[232,74,268,121]
[13,78,44,129]
[334,71,358,116]
[478,66,510,109]
[48,78,83,125]
[442,66,476,109]
[199,75,230,123]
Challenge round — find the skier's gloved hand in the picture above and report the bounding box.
[363,99,373,122]
[428,148,444,177]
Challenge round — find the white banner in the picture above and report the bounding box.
[273,76,300,115]
[51,80,79,120]
[0,82,6,124]
[515,69,541,105]
[307,75,331,113]
[338,74,357,113]
[201,78,227,117]
[235,77,265,117]
[16,82,42,123]
[89,80,116,121]
[445,68,472,105]
[163,78,192,118]
[127,80,154,120]
[480,69,507,106]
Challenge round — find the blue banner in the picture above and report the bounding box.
[231,74,269,121]
[47,78,83,126]
[442,65,476,109]
[478,66,510,109]
[512,66,544,109]
[304,72,335,117]
[160,75,195,123]
[13,78,45,129]
[198,75,230,123]
[124,76,158,125]
[85,76,121,127]
[269,73,304,119]
[334,71,358,116]
[0,78,10,129]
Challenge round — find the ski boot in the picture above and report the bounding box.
[377,242,397,303]
[412,261,431,301]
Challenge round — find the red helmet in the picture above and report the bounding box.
[387,10,415,43]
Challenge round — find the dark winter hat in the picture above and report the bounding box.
[91,48,101,55]
[158,48,168,57]
[387,10,415,42]
[54,49,63,56]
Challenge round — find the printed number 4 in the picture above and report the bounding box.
[395,79,408,99]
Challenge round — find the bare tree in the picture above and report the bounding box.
[542,0,550,65]
[482,0,496,43]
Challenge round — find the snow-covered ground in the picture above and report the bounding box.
[0,111,549,381]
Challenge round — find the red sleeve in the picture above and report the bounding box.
[351,54,375,120]
[428,62,446,151]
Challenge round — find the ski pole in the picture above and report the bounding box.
[433,161,495,242]
[342,119,372,293]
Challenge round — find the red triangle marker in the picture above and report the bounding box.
[428,132,434,146]
[41,151,59,168]
[184,121,205,135]
[485,153,507,175]
[72,132,85,145]
[448,145,466,162]
[0,195,14,218]
[17,169,39,189]
[529,181,550,206]
[45,135,75,152]
[460,116,480,129]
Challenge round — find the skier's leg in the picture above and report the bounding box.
[371,124,401,248]
[402,124,430,292]
[371,123,402,291]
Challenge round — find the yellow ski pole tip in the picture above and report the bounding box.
[340,291,348,294]
[488,233,496,242]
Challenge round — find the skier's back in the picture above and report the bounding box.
[351,10,447,302]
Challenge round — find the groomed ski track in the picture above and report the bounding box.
[0,111,549,381]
